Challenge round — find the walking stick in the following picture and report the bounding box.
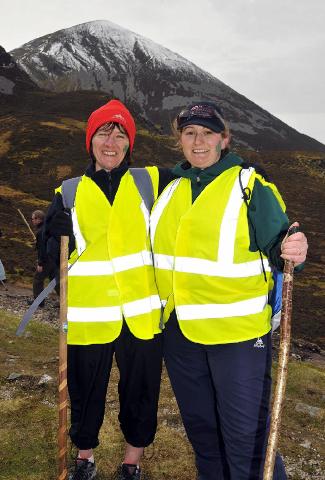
[17,208,36,241]
[263,226,299,479]
[58,236,69,480]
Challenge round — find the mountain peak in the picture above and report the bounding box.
[9,22,325,151]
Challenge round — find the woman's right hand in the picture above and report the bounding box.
[280,222,308,266]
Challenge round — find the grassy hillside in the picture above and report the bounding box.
[1,309,324,480]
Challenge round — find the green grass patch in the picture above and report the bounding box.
[1,310,324,479]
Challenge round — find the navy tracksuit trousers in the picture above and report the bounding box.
[163,312,287,480]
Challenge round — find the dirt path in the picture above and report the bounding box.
[0,281,60,328]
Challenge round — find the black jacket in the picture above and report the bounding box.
[36,222,48,266]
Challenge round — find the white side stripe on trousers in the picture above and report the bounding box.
[176,295,268,320]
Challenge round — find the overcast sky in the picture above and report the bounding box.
[2,0,325,145]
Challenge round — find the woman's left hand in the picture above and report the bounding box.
[280,221,308,266]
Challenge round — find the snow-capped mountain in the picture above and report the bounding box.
[10,20,325,151]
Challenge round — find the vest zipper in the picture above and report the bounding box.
[108,171,112,201]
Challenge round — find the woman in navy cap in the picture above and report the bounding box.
[150,101,308,479]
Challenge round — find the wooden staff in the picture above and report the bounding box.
[17,208,36,241]
[58,236,69,480]
[263,227,298,479]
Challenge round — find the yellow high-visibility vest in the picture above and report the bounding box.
[151,166,285,344]
[58,167,161,345]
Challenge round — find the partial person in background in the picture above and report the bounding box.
[28,209,59,307]
[150,101,308,480]
[0,257,6,287]
[0,227,6,288]
[42,99,174,480]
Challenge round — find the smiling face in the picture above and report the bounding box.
[92,124,130,172]
[180,124,229,168]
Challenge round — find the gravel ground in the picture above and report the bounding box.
[0,282,60,329]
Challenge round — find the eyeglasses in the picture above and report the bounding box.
[177,104,225,129]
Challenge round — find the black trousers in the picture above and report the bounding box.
[67,321,163,450]
[163,312,287,480]
[32,259,60,300]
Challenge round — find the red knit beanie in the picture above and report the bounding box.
[86,99,136,153]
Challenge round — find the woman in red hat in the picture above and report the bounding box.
[43,99,174,480]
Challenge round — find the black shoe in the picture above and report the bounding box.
[68,458,97,479]
[114,464,141,480]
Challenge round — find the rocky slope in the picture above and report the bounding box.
[0,46,39,95]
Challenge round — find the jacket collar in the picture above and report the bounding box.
[85,160,129,179]
[172,151,244,182]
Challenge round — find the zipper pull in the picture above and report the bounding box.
[108,171,112,198]
[159,305,165,330]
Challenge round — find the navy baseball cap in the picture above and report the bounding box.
[176,101,225,133]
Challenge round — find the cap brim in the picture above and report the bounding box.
[178,118,224,133]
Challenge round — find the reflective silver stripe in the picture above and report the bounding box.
[140,200,150,235]
[150,179,181,245]
[218,167,254,263]
[153,254,270,277]
[153,253,174,270]
[68,261,113,276]
[174,256,270,277]
[122,295,161,317]
[68,250,153,276]
[68,294,161,323]
[113,250,153,272]
[176,295,268,320]
[68,306,122,322]
[71,206,86,256]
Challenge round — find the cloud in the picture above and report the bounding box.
[275,112,325,144]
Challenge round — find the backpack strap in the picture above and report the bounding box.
[61,171,154,211]
[61,176,82,209]
[129,168,154,212]
[239,166,267,282]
